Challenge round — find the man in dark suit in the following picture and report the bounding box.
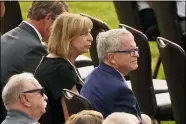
[80,29,151,124]
[1,1,68,122]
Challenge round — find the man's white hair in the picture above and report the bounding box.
[2,72,37,106]
[96,28,131,63]
[102,112,140,124]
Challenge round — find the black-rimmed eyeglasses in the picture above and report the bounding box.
[23,88,45,97]
[111,47,139,57]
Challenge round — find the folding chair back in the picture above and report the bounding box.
[114,1,161,78]
[62,89,93,116]
[119,24,157,116]
[157,37,186,124]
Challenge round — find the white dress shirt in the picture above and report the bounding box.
[23,21,42,42]
[176,1,186,18]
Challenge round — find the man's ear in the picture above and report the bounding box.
[107,53,116,65]
[45,13,53,20]
[19,94,31,107]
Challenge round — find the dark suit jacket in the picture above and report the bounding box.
[0,22,47,122]
[80,63,142,122]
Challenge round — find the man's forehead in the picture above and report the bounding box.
[28,78,41,88]
[121,32,134,38]
[120,33,135,42]
[120,36,136,49]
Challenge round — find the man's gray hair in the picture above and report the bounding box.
[102,112,140,124]
[96,28,131,63]
[2,72,37,106]
[27,1,68,20]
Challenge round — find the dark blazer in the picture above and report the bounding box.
[0,22,47,122]
[80,63,142,121]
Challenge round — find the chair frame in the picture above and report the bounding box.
[157,37,186,124]
[119,24,173,123]
[113,1,161,79]
[62,89,93,117]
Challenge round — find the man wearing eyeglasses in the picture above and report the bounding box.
[80,29,151,124]
[1,72,48,124]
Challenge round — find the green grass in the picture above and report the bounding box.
[19,2,119,29]
[19,2,32,20]
[19,2,173,123]
[161,121,175,124]
[149,42,165,79]
[67,2,119,29]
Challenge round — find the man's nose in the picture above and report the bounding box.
[133,48,139,57]
[43,94,48,101]
[135,51,139,57]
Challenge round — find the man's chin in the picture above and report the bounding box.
[132,65,138,70]
[41,109,46,115]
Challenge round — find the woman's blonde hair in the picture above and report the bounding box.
[66,110,103,124]
[48,13,93,58]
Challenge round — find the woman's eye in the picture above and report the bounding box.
[81,32,88,35]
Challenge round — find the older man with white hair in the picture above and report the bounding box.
[81,28,151,124]
[1,72,48,124]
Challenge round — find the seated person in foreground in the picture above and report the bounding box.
[1,72,48,124]
[103,112,140,124]
[80,29,151,124]
[34,13,93,124]
[66,110,103,124]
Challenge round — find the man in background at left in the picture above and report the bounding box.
[1,1,68,123]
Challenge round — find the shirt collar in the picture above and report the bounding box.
[98,63,125,81]
[23,21,42,42]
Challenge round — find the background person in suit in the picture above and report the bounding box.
[1,72,48,124]
[80,29,151,124]
[0,1,68,123]
[137,1,160,41]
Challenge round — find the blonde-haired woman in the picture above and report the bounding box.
[34,13,93,124]
[66,110,103,124]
